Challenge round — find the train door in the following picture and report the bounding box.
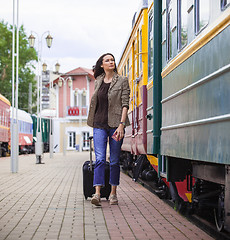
[146,8,154,155]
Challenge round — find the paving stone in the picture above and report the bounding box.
[0,152,214,240]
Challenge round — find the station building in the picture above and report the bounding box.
[42,67,95,153]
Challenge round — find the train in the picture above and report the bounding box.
[0,93,50,156]
[31,114,50,153]
[0,94,11,157]
[10,107,33,154]
[118,0,230,232]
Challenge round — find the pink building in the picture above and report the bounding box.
[51,67,95,152]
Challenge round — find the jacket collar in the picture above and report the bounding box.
[109,72,119,91]
[96,72,119,91]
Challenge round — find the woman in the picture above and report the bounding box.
[87,53,130,206]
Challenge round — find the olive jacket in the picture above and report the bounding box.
[87,73,130,128]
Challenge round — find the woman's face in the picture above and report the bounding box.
[101,55,115,72]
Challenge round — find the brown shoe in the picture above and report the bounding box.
[91,194,101,206]
[109,194,118,205]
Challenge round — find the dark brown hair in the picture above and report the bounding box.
[93,53,117,79]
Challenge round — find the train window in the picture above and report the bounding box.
[195,0,210,34]
[139,30,143,73]
[166,0,173,61]
[221,0,230,10]
[148,12,153,81]
[177,0,188,50]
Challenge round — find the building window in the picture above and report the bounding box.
[148,11,154,81]
[74,91,86,107]
[83,132,90,149]
[68,132,76,149]
[178,0,188,49]
[221,0,230,10]
[195,0,210,34]
[74,94,78,106]
[127,59,130,77]
[82,94,86,107]
[166,0,173,61]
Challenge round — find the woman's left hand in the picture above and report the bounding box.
[114,125,125,141]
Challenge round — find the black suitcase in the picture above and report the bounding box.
[83,136,111,200]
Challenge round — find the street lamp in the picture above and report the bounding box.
[55,62,60,73]
[58,76,72,155]
[42,62,60,158]
[42,62,47,72]
[11,0,19,173]
[28,31,53,164]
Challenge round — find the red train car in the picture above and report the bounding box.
[0,94,11,156]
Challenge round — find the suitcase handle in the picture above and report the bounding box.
[88,136,93,171]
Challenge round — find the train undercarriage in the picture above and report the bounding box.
[120,152,230,233]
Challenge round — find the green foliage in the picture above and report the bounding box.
[0,20,38,112]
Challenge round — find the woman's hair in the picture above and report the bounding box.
[93,53,118,79]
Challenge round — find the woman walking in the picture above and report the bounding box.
[87,53,130,206]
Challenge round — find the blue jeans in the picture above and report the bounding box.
[93,128,123,187]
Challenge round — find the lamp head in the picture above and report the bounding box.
[55,62,60,73]
[46,34,53,48]
[28,34,35,48]
[68,77,72,88]
[42,63,47,72]
[58,78,63,87]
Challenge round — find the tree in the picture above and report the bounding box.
[0,20,37,112]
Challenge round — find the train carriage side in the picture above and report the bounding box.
[10,107,33,154]
[118,0,149,158]
[31,114,50,153]
[160,0,230,232]
[0,94,11,157]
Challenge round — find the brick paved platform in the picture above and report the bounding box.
[0,152,213,240]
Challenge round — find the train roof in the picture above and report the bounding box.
[10,107,32,123]
[118,0,148,64]
[0,93,11,106]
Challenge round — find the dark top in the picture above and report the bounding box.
[93,81,111,129]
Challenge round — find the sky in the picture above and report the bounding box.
[0,0,142,74]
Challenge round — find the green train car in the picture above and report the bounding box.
[31,115,50,153]
[158,0,230,232]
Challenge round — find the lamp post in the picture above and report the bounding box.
[58,76,72,155]
[43,62,60,158]
[28,31,53,164]
[11,0,19,173]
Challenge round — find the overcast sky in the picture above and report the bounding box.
[0,0,142,73]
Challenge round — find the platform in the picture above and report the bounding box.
[0,152,213,240]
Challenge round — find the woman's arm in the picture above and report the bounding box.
[114,106,128,141]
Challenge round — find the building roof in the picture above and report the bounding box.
[66,67,94,79]
[47,67,95,87]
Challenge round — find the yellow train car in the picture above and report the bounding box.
[118,0,149,156]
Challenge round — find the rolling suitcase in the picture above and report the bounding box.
[83,136,111,200]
